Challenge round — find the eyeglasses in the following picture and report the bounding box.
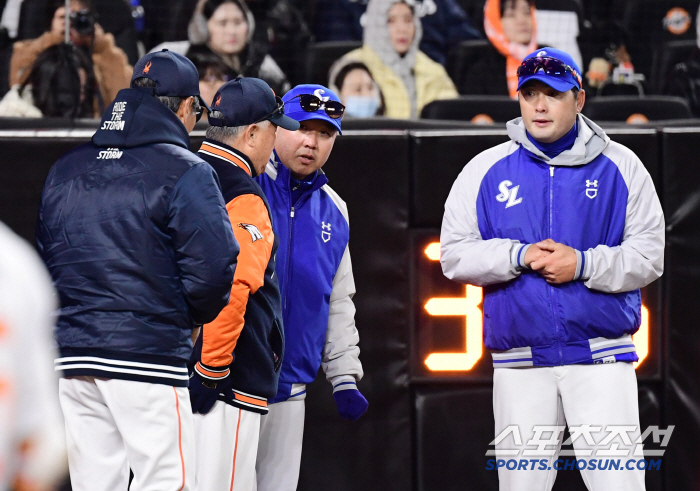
[288,94,345,120]
[517,56,582,89]
[192,97,204,122]
[254,96,285,124]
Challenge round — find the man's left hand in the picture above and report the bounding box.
[529,239,577,284]
[334,389,368,421]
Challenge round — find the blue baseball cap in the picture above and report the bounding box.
[207,78,300,131]
[131,49,211,112]
[282,84,343,134]
[517,47,583,93]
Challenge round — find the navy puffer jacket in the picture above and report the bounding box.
[38,87,239,387]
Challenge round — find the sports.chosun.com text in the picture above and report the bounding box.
[485,458,661,471]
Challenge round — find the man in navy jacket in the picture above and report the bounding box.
[441,48,664,490]
[255,84,367,491]
[36,50,238,491]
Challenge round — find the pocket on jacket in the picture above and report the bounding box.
[269,318,284,372]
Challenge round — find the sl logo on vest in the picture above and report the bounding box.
[496,180,523,208]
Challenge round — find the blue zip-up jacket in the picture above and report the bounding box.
[257,153,363,402]
[441,115,665,368]
[37,88,239,387]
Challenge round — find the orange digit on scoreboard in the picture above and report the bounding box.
[422,242,648,371]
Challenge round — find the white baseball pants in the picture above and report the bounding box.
[493,363,645,491]
[193,400,260,491]
[59,376,195,491]
[255,400,305,491]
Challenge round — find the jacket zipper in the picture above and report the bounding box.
[280,170,326,322]
[548,165,563,362]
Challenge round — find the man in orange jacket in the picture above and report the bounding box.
[188,77,299,491]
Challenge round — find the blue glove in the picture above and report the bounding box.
[334,389,368,421]
[189,371,231,415]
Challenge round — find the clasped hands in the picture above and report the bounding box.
[523,239,577,284]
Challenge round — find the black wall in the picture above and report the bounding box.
[0,124,697,491]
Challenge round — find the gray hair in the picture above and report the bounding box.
[132,77,197,114]
[205,114,271,144]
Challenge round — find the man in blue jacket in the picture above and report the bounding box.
[441,48,664,490]
[255,84,367,491]
[36,50,239,491]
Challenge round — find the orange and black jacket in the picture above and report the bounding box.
[191,138,284,415]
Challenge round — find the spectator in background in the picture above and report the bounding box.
[336,0,457,119]
[0,43,96,117]
[461,0,537,98]
[187,50,229,120]
[329,59,385,117]
[314,0,481,66]
[245,0,313,85]
[581,20,644,96]
[155,0,290,95]
[9,0,131,110]
[0,220,67,491]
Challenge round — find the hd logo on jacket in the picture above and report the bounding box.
[322,222,331,243]
[239,223,263,243]
[586,180,598,199]
[496,180,523,208]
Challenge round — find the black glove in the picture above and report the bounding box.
[189,371,231,415]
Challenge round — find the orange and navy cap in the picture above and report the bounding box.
[208,78,299,131]
[131,49,211,113]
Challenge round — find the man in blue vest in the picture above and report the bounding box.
[441,48,664,490]
[255,84,367,491]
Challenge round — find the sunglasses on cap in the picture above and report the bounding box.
[288,94,345,120]
[254,96,285,124]
[517,56,582,89]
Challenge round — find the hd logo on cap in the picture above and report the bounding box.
[143,61,152,74]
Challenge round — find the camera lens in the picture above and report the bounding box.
[70,9,95,36]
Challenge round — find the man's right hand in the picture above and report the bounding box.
[523,243,552,268]
[189,371,230,415]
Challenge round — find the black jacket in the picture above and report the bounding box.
[191,140,284,414]
[460,44,509,96]
[39,88,239,387]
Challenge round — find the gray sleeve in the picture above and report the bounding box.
[581,144,665,292]
[321,244,364,392]
[440,144,528,286]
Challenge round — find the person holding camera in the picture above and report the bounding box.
[9,0,131,112]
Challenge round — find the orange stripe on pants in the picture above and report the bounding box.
[174,387,185,491]
[229,408,242,491]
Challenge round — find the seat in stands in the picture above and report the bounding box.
[302,41,363,87]
[582,95,693,122]
[420,96,520,123]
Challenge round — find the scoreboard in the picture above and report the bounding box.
[410,231,662,381]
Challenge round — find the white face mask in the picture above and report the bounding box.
[344,95,381,118]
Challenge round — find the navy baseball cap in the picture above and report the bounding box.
[208,78,299,130]
[131,49,211,112]
[517,47,583,93]
[282,84,343,134]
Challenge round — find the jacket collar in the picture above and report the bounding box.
[199,138,255,177]
[506,114,610,167]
